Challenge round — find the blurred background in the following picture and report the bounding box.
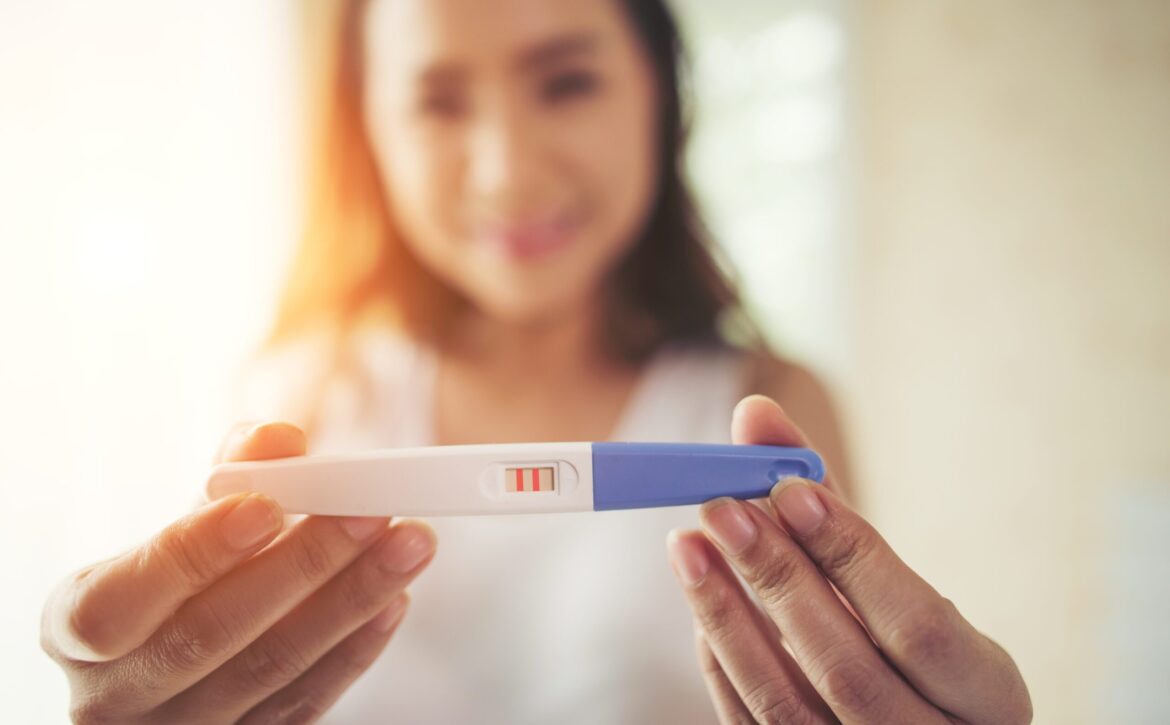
[1,0,1167,722]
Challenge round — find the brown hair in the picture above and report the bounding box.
[262,0,761,435]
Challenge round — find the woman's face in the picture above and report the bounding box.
[362,0,660,326]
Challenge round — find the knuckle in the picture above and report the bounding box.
[890,599,959,669]
[338,567,389,617]
[816,525,874,581]
[154,620,215,676]
[287,532,337,583]
[693,586,750,646]
[241,630,313,691]
[145,522,220,590]
[151,602,230,675]
[817,658,886,715]
[749,548,809,608]
[262,640,379,725]
[740,678,813,725]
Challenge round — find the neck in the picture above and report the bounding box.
[431,300,648,445]
[442,301,625,378]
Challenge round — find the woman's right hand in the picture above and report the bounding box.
[41,422,437,724]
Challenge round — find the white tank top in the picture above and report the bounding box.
[233,330,750,724]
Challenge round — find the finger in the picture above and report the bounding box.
[238,595,410,725]
[732,394,807,447]
[734,393,816,523]
[164,521,436,721]
[769,479,1033,724]
[216,421,307,464]
[693,628,757,725]
[668,530,835,725]
[110,513,395,700]
[239,599,408,725]
[42,492,283,663]
[699,498,946,724]
[732,395,839,493]
[734,397,864,623]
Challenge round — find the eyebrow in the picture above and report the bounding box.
[415,32,600,88]
[417,64,466,89]
[515,32,599,71]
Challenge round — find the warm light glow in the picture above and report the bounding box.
[1,1,850,721]
[0,2,301,718]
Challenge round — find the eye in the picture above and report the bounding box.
[418,91,467,120]
[541,69,600,104]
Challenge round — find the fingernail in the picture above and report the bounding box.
[340,516,386,541]
[369,596,408,633]
[379,526,434,573]
[220,494,281,550]
[667,531,709,587]
[772,479,827,536]
[700,499,757,555]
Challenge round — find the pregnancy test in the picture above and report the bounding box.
[205,442,824,517]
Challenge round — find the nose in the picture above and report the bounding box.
[467,100,544,213]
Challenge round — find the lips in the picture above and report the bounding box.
[477,216,579,262]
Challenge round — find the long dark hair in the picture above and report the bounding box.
[269,0,755,366]
[603,0,755,360]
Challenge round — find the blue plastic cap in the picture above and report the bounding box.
[591,442,825,511]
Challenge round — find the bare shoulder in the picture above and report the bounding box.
[741,350,854,499]
[233,325,416,443]
[230,331,336,430]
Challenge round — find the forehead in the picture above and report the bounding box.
[364,0,628,75]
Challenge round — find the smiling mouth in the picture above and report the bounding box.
[477,215,580,262]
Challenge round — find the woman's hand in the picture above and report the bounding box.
[667,396,1031,724]
[41,422,437,724]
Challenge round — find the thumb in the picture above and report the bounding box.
[215,421,307,464]
[730,395,838,493]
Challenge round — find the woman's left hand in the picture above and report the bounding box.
[667,395,1032,724]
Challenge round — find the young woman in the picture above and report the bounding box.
[41,0,1030,722]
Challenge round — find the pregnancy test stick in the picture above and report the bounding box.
[205,442,824,517]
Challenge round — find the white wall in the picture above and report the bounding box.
[0,2,300,720]
[851,2,1170,722]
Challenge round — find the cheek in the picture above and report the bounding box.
[576,86,660,262]
[377,130,465,263]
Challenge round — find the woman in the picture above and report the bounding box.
[41,0,1031,722]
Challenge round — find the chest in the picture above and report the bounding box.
[432,362,643,445]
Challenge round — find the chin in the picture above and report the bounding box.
[472,286,592,328]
